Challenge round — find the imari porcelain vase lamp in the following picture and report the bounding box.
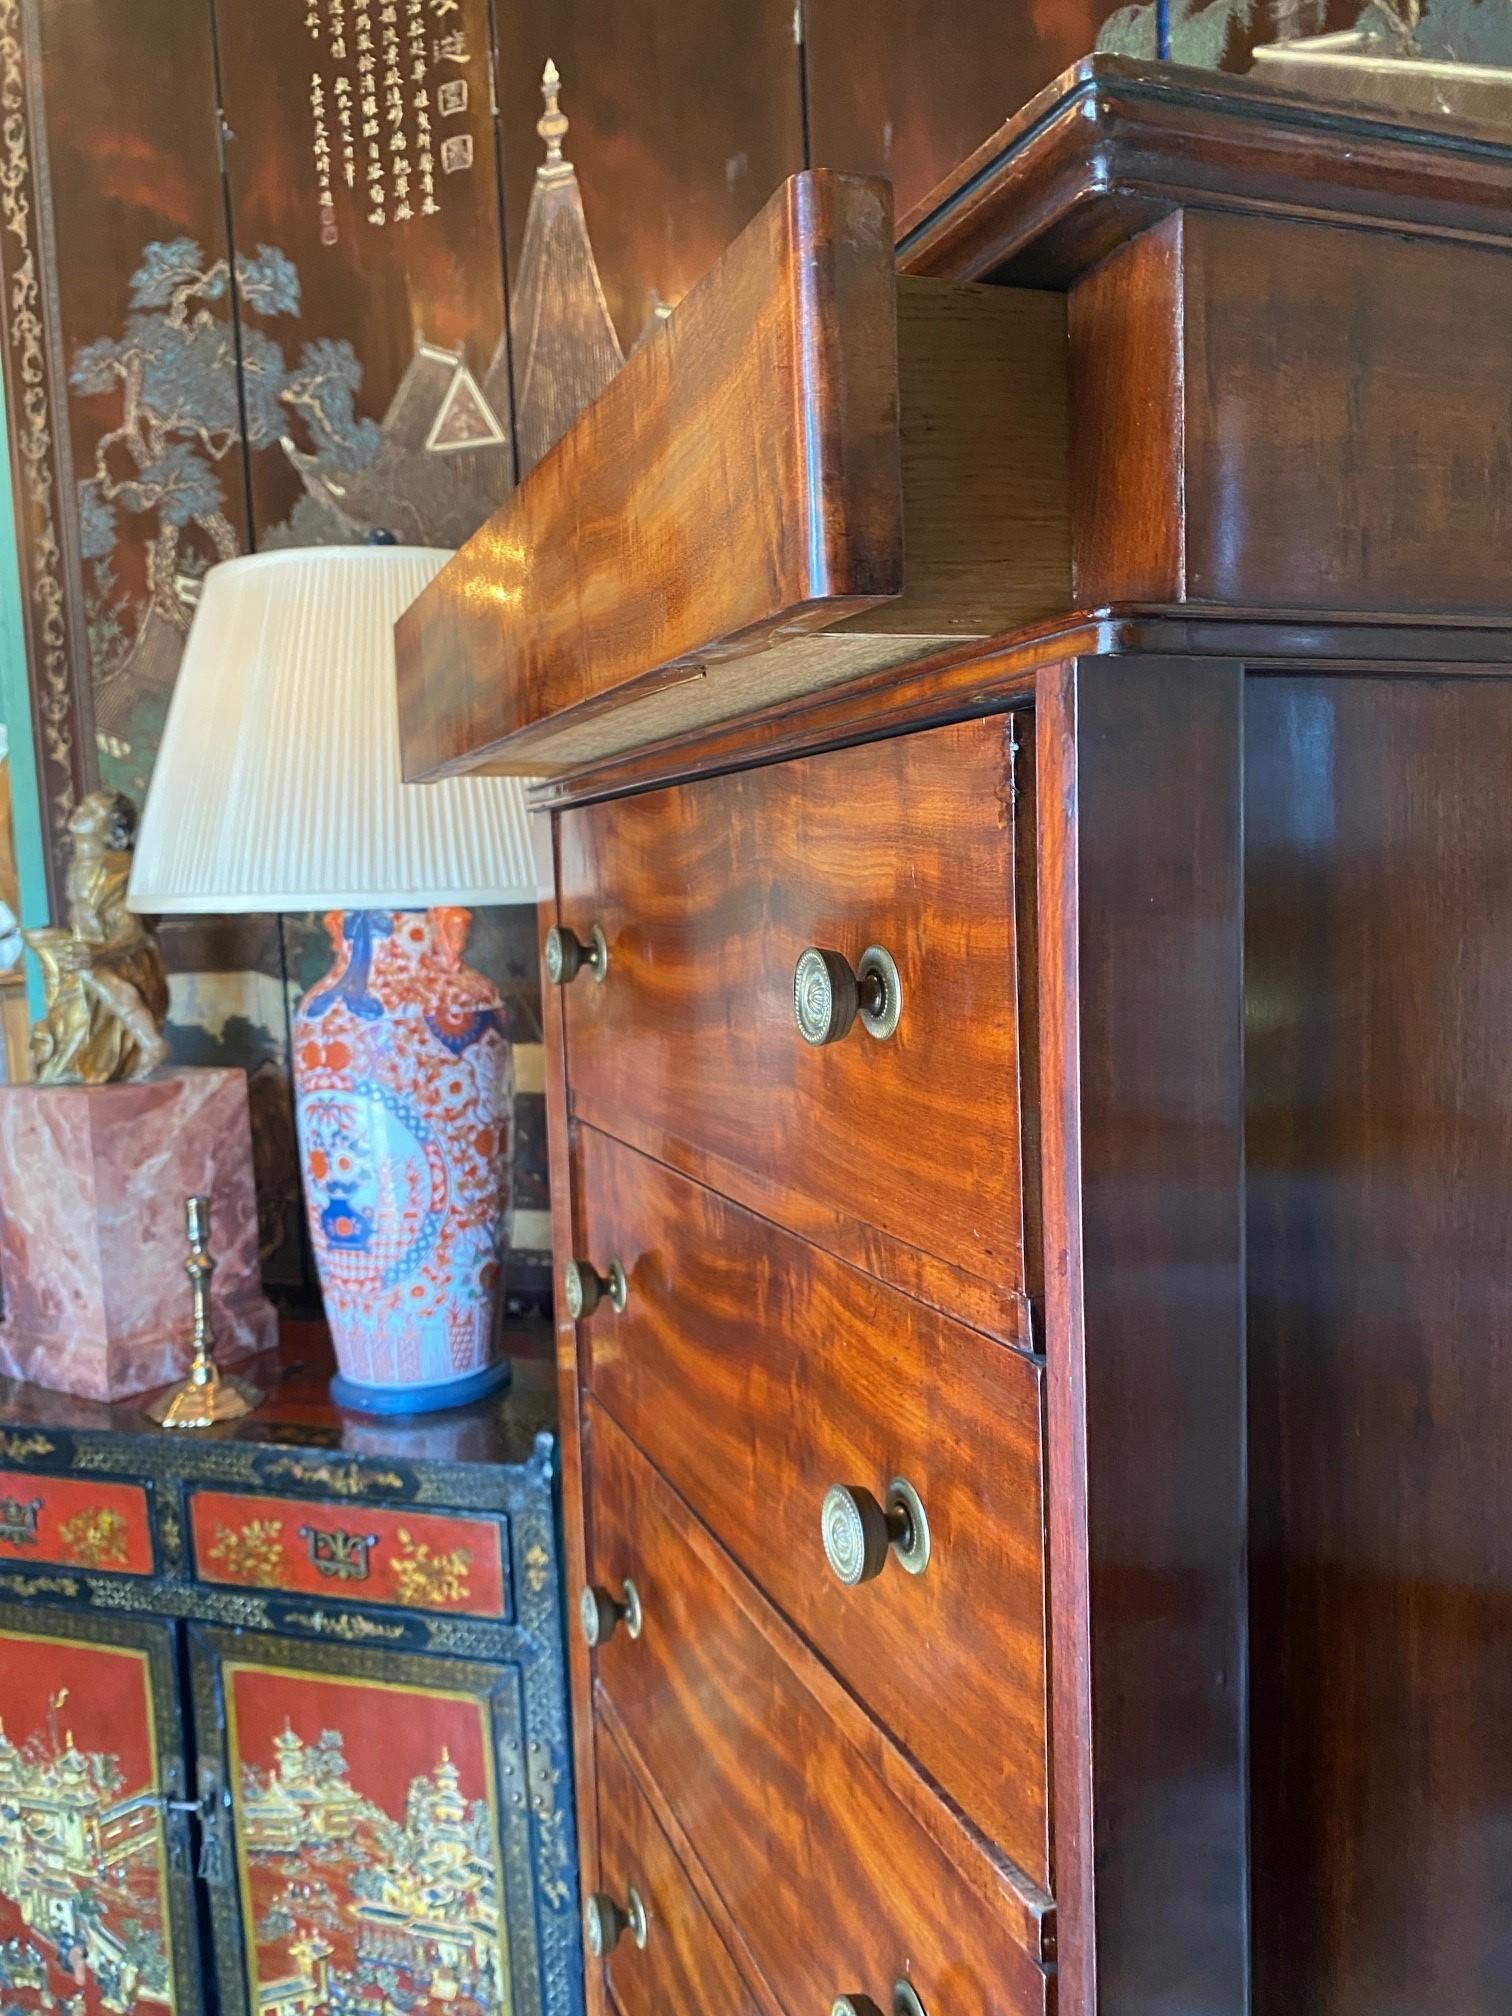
[128,546,535,1413]
[292,902,514,1409]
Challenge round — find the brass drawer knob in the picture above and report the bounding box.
[545,922,608,985]
[821,1478,931,1586]
[833,1987,928,2016]
[793,944,902,1045]
[562,1256,628,1320]
[579,1577,643,1646]
[584,1884,647,1957]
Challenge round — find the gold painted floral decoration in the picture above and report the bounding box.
[57,1506,130,1568]
[391,1527,472,1607]
[208,1517,286,1587]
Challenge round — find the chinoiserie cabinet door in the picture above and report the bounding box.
[187,1626,561,2016]
[0,1601,204,2015]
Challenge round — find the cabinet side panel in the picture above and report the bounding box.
[1184,215,1512,614]
[1246,672,1512,2016]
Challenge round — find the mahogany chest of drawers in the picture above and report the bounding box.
[398,56,1512,2016]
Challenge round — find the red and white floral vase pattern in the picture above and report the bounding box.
[292,908,513,1413]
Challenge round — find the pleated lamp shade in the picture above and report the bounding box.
[128,546,535,914]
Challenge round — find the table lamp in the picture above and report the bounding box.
[128,545,536,1414]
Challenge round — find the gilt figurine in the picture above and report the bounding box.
[26,790,169,1084]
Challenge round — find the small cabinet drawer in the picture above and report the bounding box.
[555,712,1031,1338]
[583,1401,1052,2016]
[188,1490,510,1618]
[574,1129,1050,1887]
[590,1718,761,2016]
[396,170,1068,781]
[0,1468,154,1576]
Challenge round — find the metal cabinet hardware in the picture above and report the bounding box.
[155,1758,196,1875]
[793,943,902,1045]
[562,1256,628,1320]
[0,1494,43,1545]
[833,1985,928,2016]
[584,1884,648,1956]
[193,1758,233,1884]
[299,1523,379,1580]
[821,1477,931,1585]
[579,1577,643,1646]
[545,923,608,985]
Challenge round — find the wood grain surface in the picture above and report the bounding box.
[1068,213,1185,608]
[396,169,899,777]
[1074,207,1512,614]
[533,816,608,2016]
[1246,672,1512,2016]
[1179,211,1512,615]
[592,1718,762,2016]
[1036,653,1249,2016]
[583,1400,1053,2016]
[574,1126,1050,1887]
[897,55,1512,288]
[517,60,1512,2016]
[396,182,1070,781]
[554,715,1031,1342]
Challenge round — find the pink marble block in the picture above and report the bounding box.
[0,1067,277,1400]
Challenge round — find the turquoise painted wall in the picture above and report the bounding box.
[0,366,52,1017]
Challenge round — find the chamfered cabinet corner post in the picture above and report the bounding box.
[1036,654,1249,2016]
[532,809,609,2016]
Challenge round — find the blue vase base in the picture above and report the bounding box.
[330,1359,512,1417]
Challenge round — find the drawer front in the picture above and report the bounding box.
[584,1401,1051,2016]
[0,1469,154,1576]
[188,1490,509,1617]
[593,1718,761,2016]
[577,1130,1050,1886]
[555,714,1028,1336]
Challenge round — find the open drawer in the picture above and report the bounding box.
[395,169,1068,779]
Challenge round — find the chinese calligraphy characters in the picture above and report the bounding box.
[304,0,476,241]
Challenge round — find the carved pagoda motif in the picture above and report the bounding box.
[277,59,625,547]
[278,339,515,549]
[492,60,626,476]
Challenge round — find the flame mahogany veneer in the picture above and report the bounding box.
[399,55,1512,2016]
[396,173,1070,778]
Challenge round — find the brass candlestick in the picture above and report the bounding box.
[148,1196,262,1429]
